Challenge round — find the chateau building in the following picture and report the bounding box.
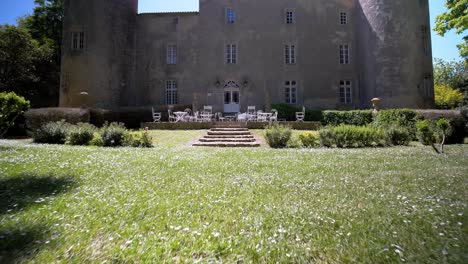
[60,0,435,112]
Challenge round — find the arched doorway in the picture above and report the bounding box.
[223,81,240,113]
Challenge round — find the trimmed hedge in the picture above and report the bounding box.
[319,125,386,148]
[271,103,323,122]
[25,108,90,132]
[322,110,373,126]
[90,105,192,128]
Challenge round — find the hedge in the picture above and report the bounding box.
[25,108,90,132]
[322,110,373,126]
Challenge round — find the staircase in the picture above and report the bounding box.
[193,126,260,147]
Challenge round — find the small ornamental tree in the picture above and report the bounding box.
[0,92,30,137]
[435,118,450,154]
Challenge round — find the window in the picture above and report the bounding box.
[71,32,84,51]
[173,17,179,25]
[421,25,430,55]
[339,44,350,64]
[285,81,297,104]
[339,80,352,104]
[423,76,432,96]
[166,44,177,65]
[166,80,178,105]
[226,8,236,24]
[285,9,295,24]
[340,12,347,25]
[226,44,237,64]
[285,44,296,64]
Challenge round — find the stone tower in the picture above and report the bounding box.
[59,0,138,108]
[357,0,434,108]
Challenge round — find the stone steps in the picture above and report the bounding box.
[207,131,251,136]
[211,128,248,131]
[199,138,256,143]
[193,141,260,147]
[193,127,260,147]
[204,135,254,139]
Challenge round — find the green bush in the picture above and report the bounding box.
[298,132,319,148]
[68,123,97,146]
[124,130,153,148]
[416,109,466,144]
[33,121,71,144]
[264,124,292,148]
[318,128,335,147]
[416,120,435,145]
[24,108,90,132]
[271,104,323,121]
[90,133,104,147]
[0,92,30,137]
[319,125,385,148]
[384,126,411,146]
[322,110,373,126]
[100,122,127,147]
[374,109,419,137]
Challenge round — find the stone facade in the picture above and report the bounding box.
[60,0,434,111]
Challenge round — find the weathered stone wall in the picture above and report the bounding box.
[357,0,434,108]
[60,0,137,108]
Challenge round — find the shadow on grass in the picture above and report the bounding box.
[0,174,76,215]
[0,225,49,264]
[0,174,76,263]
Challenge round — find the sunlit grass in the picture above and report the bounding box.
[0,136,467,263]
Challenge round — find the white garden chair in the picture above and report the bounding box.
[152,107,161,122]
[296,106,305,122]
[168,109,177,123]
[270,109,278,122]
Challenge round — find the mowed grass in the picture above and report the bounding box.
[0,134,467,263]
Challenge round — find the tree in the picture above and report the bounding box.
[434,58,468,89]
[0,25,45,96]
[435,0,468,61]
[14,0,64,107]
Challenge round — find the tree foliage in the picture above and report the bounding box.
[0,25,52,98]
[435,85,465,109]
[0,92,30,137]
[1,0,64,107]
[435,0,468,60]
[433,58,468,89]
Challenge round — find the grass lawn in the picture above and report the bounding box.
[0,132,467,263]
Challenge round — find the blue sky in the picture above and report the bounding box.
[0,0,464,61]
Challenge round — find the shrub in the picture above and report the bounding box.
[33,121,71,144]
[416,120,435,145]
[90,133,104,147]
[322,110,373,126]
[68,123,97,146]
[318,127,335,147]
[305,110,324,122]
[434,85,464,109]
[384,125,411,146]
[123,130,153,148]
[100,122,127,147]
[286,135,302,148]
[415,109,466,144]
[25,108,90,132]
[319,125,385,148]
[0,92,30,137]
[298,132,319,148]
[264,124,292,148]
[271,104,301,121]
[374,109,419,137]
